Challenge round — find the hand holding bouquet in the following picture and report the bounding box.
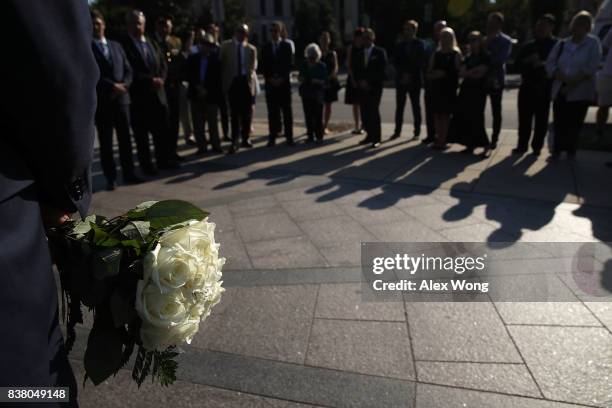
[48,200,225,387]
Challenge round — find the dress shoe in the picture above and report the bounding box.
[266,140,276,147]
[461,147,475,155]
[358,138,371,145]
[531,150,541,157]
[211,146,224,154]
[304,137,314,144]
[512,148,526,155]
[352,128,365,135]
[421,137,435,145]
[389,133,400,141]
[105,180,116,191]
[226,145,239,155]
[286,139,295,146]
[490,142,498,150]
[195,148,207,156]
[241,140,254,148]
[158,160,180,170]
[124,175,145,185]
[315,138,324,145]
[370,142,381,148]
[142,166,158,176]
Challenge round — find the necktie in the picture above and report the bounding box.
[237,43,243,77]
[140,41,153,68]
[100,42,110,61]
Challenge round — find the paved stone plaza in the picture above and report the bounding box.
[71,117,612,407]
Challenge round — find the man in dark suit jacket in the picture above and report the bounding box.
[121,10,179,174]
[153,15,184,161]
[392,20,427,140]
[186,33,223,154]
[2,1,98,404]
[353,28,388,147]
[91,10,142,191]
[261,21,294,147]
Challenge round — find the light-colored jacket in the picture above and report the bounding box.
[219,39,258,96]
[546,34,602,102]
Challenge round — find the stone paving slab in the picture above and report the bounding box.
[415,361,541,398]
[508,326,612,407]
[415,383,589,408]
[405,302,522,363]
[193,285,318,364]
[305,318,415,380]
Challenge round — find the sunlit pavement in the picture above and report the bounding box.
[74,113,612,407]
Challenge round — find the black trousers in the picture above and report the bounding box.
[552,93,590,155]
[0,186,78,407]
[265,84,293,143]
[302,97,324,141]
[488,86,504,144]
[218,93,230,139]
[424,84,435,140]
[95,102,135,182]
[360,87,383,143]
[130,98,171,170]
[517,83,552,153]
[395,83,422,136]
[191,99,221,150]
[166,83,181,154]
[228,78,253,146]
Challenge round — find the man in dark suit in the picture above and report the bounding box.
[392,20,427,141]
[2,1,99,405]
[354,28,388,148]
[261,21,294,147]
[186,33,223,154]
[121,10,179,174]
[153,15,183,162]
[91,10,143,191]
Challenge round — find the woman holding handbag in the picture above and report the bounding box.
[546,11,602,161]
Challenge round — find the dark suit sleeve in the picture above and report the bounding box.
[4,0,99,217]
[119,44,133,87]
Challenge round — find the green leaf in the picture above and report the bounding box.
[120,221,151,243]
[72,220,92,238]
[84,320,124,385]
[145,200,209,230]
[127,201,159,220]
[91,223,109,245]
[110,289,136,328]
[120,240,142,256]
[92,248,123,280]
[97,238,121,248]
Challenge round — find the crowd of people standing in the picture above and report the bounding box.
[90,8,611,192]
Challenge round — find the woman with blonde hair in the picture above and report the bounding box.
[448,31,492,156]
[427,27,462,149]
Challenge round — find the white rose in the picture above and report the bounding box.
[160,219,220,261]
[140,319,200,351]
[144,243,201,293]
[135,281,189,329]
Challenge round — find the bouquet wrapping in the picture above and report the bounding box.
[48,200,225,386]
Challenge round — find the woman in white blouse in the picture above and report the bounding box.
[546,11,602,161]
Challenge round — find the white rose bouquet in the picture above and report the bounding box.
[48,200,224,387]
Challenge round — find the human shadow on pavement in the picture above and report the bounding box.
[440,154,577,244]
